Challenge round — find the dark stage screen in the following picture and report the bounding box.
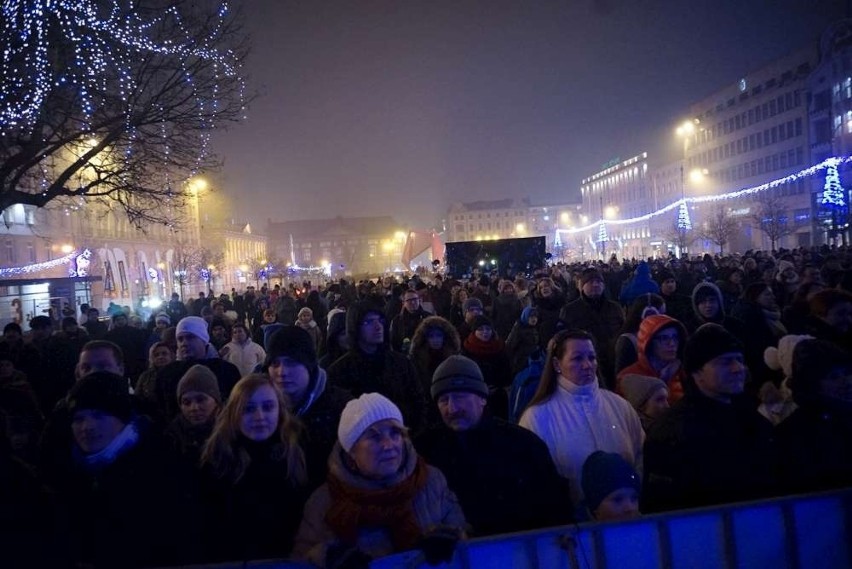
[444,237,547,279]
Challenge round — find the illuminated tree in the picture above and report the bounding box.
[0,0,248,227]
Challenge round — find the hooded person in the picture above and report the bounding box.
[461,315,512,419]
[616,314,688,403]
[264,326,353,488]
[319,311,349,369]
[408,316,461,409]
[293,393,466,568]
[690,282,746,342]
[327,302,428,434]
[505,306,542,377]
[619,261,660,306]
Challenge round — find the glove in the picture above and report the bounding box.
[418,527,460,566]
[326,544,372,569]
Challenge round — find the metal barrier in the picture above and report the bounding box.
[373,488,852,569]
[163,489,852,569]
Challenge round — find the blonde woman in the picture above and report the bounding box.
[199,374,309,562]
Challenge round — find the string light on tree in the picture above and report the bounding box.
[821,162,845,208]
[598,223,608,243]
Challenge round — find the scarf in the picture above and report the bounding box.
[463,334,505,357]
[762,308,788,338]
[76,421,140,471]
[325,455,429,551]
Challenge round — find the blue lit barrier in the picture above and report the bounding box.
[372,488,852,569]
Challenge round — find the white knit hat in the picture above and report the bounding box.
[337,393,403,453]
[764,334,813,379]
[176,316,209,344]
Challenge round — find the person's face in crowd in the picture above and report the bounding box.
[335,331,351,351]
[426,328,445,350]
[582,278,605,299]
[77,348,124,378]
[113,315,127,328]
[180,391,218,426]
[210,325,226,341]
[0,359,14,379]
[527,314,539,327]
[437,391,486,432]
[298,311,313,325]
[693,352,746,402]
[231,326,248,344]
[239,384,279,441]
[155,319,168,331]
[88,309,100,321]
[729,271,743,285]
[761,268,775,283]
[358,312,385,346]
[824,301,852,334]
[402,293,421,314]
[349,419,405,480]
[71,409,126,454]
[538,281,553,298]
[756,288,778,311]
[501,282,515,295]
[593,487,640,522]
[650,326,680,363]
[660,278,677,296]
[474,324,493,342]
[803,267,822,284]
[819,366,852,403]
[177,332,208,360]
[268,357,311,404]
[151,346,174,368]
[464,305,483,324]
[697,295,720,320]
[213,304,225,317]
[781,268,798,283]
[640,388,670,419]
[263,311,276,324]
[554,339,597,386]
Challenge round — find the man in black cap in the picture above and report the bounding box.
[414,355,572,536]
[559,267,624,388]
[643,324,776,512]
[656,269,696,331]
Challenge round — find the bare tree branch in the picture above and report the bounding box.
[750,192,795,251]
[698,206,740,254]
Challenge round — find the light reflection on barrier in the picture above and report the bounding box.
[161,489,851,569]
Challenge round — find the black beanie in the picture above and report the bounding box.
[656,269,676,285]
[684,323,744,374]
[67,372,132,423]
[265,326,318,375]
[581,451,641,512]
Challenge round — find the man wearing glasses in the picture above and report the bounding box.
[389,290,430,353]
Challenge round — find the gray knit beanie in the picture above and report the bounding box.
[431,355,488,400]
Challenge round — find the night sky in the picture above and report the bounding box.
[210,0,845,231]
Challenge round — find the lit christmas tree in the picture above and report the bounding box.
[677,201,692,230]
[821,162,845,209]
[598,222,608,243]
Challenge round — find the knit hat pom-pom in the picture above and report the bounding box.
[763,346,782,371]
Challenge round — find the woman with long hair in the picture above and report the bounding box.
[519,330,644,508]
[199,374,309,562]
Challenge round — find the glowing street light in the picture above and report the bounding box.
[604,206,618,220]
[60,244,74,254]
[689,168,709,184]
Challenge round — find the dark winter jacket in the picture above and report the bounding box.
[414,416,572,536]
[643,393,776,513]
[389,307,431,353]
[531,289,566,347]
[505,320,540,377]
[491,292,523,340]
[559,293,625,388]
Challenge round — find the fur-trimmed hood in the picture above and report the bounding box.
[409,316,461,356]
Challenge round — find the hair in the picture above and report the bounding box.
[81,340,124,366]
[810,289,852,318]
[231,322,248,333]
[527,329,597,408]
[451,287,469,306]
[3,322,22,336]
[201,374,306,485]
[621,293,666,334]
[148,341,173,367]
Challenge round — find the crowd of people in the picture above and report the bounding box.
[1,245,851,568]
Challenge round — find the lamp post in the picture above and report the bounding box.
[676,119,701,256]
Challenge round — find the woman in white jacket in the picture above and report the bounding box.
[219,323,266,376]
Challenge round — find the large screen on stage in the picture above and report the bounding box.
[444,236,547,279]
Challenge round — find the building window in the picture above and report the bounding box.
[4,240,15,264]
[27,243,35,262]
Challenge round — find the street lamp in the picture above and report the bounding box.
[676,119,701,256]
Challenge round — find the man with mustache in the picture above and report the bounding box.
[414,355,572,536]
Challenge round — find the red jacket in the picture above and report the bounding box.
[616,314,688,402]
